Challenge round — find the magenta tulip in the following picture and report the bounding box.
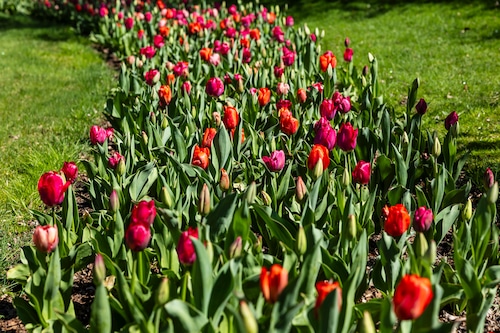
[314,117,336,150]
[352,161,371,185]
[177,227,199,265]
[262,150,286,172]
[130,200,156,226]
[206,77,225,97]
[413,207,433,232]
[125,223,151,251]
[38,171,70,207]
[337,122,358,152]
[61,162,78,184]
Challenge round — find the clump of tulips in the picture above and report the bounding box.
[7,1,500,332]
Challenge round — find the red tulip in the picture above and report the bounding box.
[279,109,299,135]
[258,88,271,107]
[144,69,160,86]
[33,224,58,253]
[61,162,78,184]
[125,222,151,251]
[223,105,240,130]
[415,98,427,115]
[201,128,217,148]
[315,280,342,313]
[393,274,433,320]
[38,171,70,207]
[297,88,307,103]
[130,200,156,226]
[307,144,330,171]
[383,204,411,238]
[153,35,164,48]
[192,145,210,170]
[177,227,199,265]
[352,161,371,185]
[343,47,353,62]
[260,264,288,303]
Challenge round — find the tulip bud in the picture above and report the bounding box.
[198,184,211,216]
[347,214,357,240]
[205,240,214,264]
[357,311,376,333]
[220,168,230,191]
[238,78,245,93]
[313,159,324,179]
[261,191,272,206]
[93,254,106,285]
[487,181,499,204]
[295,226,307,255]
[462,198,473,220]
[254,235,262,254]
[362,65,369,76]
[109,189,119,213]
[295,176,307,203]
[344,37,350,47]
[342,166,350,188]
[246,182,256,204]
[142,131,148,145]
[415,98,427,115]
[161,186,173,208]
[161,116,168,129]
[150,112,157,124]
[483,167,495,190]
[229,236,243,259]
[155,277,170,306]
[239,301,258,333]
[432,136,441,158]
[402,131,409,146]
[414,232,429,258]
[117,158,126,176]
[213,112,221,127]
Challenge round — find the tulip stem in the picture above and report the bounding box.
[181,271,189,301]
[131,254,137,295]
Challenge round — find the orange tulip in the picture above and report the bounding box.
[188,22,201,35]
[201,128,217,148]
[240,38,250,49]
[199,47,213,62]
[258,88,271,107]
[297,88,307,104]
[158,85,172,107]
[223,105,240,130]
[393,274,433,320]
[315,281,342,314]
[249,28,260,40]
[159,26,169,37]
[319,51,337,72]
[307,144,330,171]
[260,264,288,303]
[191,145,210,170]
[383,204,411,238]
[166,73,175,85]
[279,108,299,135]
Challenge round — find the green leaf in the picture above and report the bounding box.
[276,162,292,201]
[253,205,295,250]
[55,311,87,333]
[207,260,237,323]
[318,289,341,333]
[164,299,208,332]
[434,205,460,245]
[392,143,407,187]
[483,265,500,288]
[191,238,213,315]
[90,284,112,333]
[128,162,158,201]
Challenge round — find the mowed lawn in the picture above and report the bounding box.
[287,0,500,182]
[0,13,114,287]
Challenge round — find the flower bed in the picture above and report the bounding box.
[7,1,500,332]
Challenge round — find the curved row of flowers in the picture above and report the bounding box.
[8,1,500,332]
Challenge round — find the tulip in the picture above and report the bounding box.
[444,111,459,130]
[182,81,192,95]
[320,99,336,120]
[33,224,58,253]
[274,66,284,78]
[89,125,107,145]
[229,236,243,258]
[483,167,495,190]
[108,151,125,170]
[276,99,292,111]
[413,206,433,232]
[338,96,351,113]
[282,47,295,66]
[93,253,106,284]
[279,109,299,135]
[173,61,189,77]
[393,274,433,320]
[383,204,411,238]
[276,82,290,96]
[249,28,260,40]
[140,46,156,59]
[61,162,78,184]
[130,200,156,226]
[209,53,220,66]
[295,176,307,203]
[201,128,217,148]
[153,35,164,48]
[137,30,145,39]
[295,225,307,255]
[125,222,151,251]
[258,87,271,107]
[239,301,258,333]
[38,171,70,207]
[343,47,354,62]
[260,264,288,303]
[144,69,160,86]
[352,161,371,185]
[286,15,294,26]
[415,98,427,115]
[337,122,358,152]
[314,117,336,150]
[220,168,230,191]
[297,88,307,103]
[308,144,330,171]
[177,227,199,265]
[191,145,210,170]
[198,184,211,216]
[272,26,285,43]
[262,150,285,172]
[109,189,119,213]
[315,280,342,313]
[206,77,225,97]
[319,51,337,72]
[223,105,240,130]
[158,85,172,107]
[199,47,212,62]
[124,17,134,30]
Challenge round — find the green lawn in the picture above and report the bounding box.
[287,0,500,183]
[0,13,114,288]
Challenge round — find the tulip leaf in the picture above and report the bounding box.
[208,260,238,323]
[318,288,340,333]
[276,162,292,201]
[128,162,158,202]
[191,238,213,315]
[253,205,295,251]
[392,143,407,187]
[434,204,460,245]
[164,299,208,332]
[207,193,238,240]
[213,126,232,172]
[56,311,87,333]
[89,284,111,333]
[483,265,500,288]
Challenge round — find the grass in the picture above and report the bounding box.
[0,13,114,289]
[286,0,500,183]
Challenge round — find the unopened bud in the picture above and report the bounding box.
[161,116,168,129]
[220,168,230,191]
[239,301,258,333]
[487,181,499,204]
[161,186,173,208]
[261,191,272,206]
[347,214,357,240]
[205,240,214,263]
[142,131,148,145]
[229,236,243,259]
[362,65,369,77]
[295,176,307,203]
[357,311,376,333]
[213,112,221,127]
[238,78,244,93]
[150,112,157,124]
[462,198,473,220]
[342,166,350,188]
[155,277,170,306]
[253,235,262,254]
[198,184,211,216]
[432,136,441,158]
[414,232,429,258]
[313,159,324,180]
[110,189,119,213]
[295,226,307,255]
[483,167,495,190]
[83,210,93,225]
[93,254,106,285]
[117,158,126,176]
[246,182,256,204]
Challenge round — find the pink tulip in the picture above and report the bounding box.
[262,150,286,172]
[352,161,371,185]
[337,122,358,152]
[89,125,107,145]
[130,200,157,226]
[108,152,124,169]
[33,224,59,253]
[314,117,336,150]
[206,77,225,97]
[320,99,336,120]
[144,69,160,86]
[413,207,433,232]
